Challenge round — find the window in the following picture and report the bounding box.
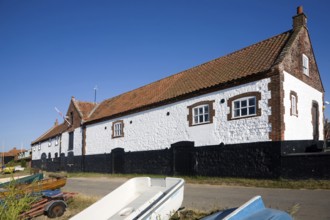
[193,105,210,125]
[55,136,59,146]
[290,91,298,116]
[187,100,215,126]
[38,143,41,151]
[227,92,261,120]
[48,139,52,147]
[70,112,74,126]
[302,54,309,76]
[232,97,256,118]
[112,120,124,138]
[68,132,74,150]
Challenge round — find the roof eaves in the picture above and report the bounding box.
[31,125,57,145]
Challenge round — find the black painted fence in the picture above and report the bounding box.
[32,140,330,179]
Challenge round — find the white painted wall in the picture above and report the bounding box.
[283,71,324,140]
[85,78,272,155]
[31,136,61,160]
[31,127,83,160]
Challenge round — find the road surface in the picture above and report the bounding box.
[63,177,330,220]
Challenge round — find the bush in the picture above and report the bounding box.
[0,179,38,220]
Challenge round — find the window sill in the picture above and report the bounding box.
[191,121,212,126]
[230,114,258,120]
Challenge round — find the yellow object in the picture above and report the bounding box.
[3,167,15,174]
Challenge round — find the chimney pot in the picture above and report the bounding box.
[293,6,307,30]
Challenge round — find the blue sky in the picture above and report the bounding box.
[0,1,329,151]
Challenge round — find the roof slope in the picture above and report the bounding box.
[73,100,97,120]
[32,99,96,144]
[1,148,26,157]
[31,123,68,145]
[88,30,292,122]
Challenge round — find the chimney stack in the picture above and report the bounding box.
[55,118,59,126]
[293,6,307,30]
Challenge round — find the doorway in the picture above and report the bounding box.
[312,101,319,141]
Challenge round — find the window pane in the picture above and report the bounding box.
[234,101,240,109]
[194,116,198,124]
[194,108,198,115]
[241,108,247,116]
[205,114,209,122]
[249,98,255,106]
[234,109,240,117]
[199,115,204,123]
[249,107,256,115]
[204,105,209,113]
[199,107,203,114]
[241,100,247,107]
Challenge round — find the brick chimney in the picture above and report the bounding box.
[293,6,307,30]
[54,118,59,126]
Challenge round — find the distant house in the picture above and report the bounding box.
[0,147,26,165]
[31,7,325,175]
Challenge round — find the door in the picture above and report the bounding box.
[312,102,319,141]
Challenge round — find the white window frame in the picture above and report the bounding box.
[192,104,210,125]
[291,95,297,116]
[114,122,123,137]
[302,54,309,76]
[232,96,257,119]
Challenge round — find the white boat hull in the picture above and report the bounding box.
[70,177,185,220]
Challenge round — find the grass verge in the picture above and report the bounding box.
[65,172,330,190]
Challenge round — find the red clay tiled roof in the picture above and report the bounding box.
[74,100,97,120]
[88,30,292,122]
[32,100,96,144]
[31,123,68,145]
[1,148,26,157]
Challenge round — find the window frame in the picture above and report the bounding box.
[302,54,309,76]
[193,104,210,125]
[232,96,257,119]
[187,100,215,127]
[227,92,261,120]
[290,91,298,116]
[112,120,124,138]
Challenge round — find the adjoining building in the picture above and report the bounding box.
[31,7,329,178]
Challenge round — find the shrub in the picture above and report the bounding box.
[0,179,38,220]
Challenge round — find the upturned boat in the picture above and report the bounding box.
[201,195,293,220]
